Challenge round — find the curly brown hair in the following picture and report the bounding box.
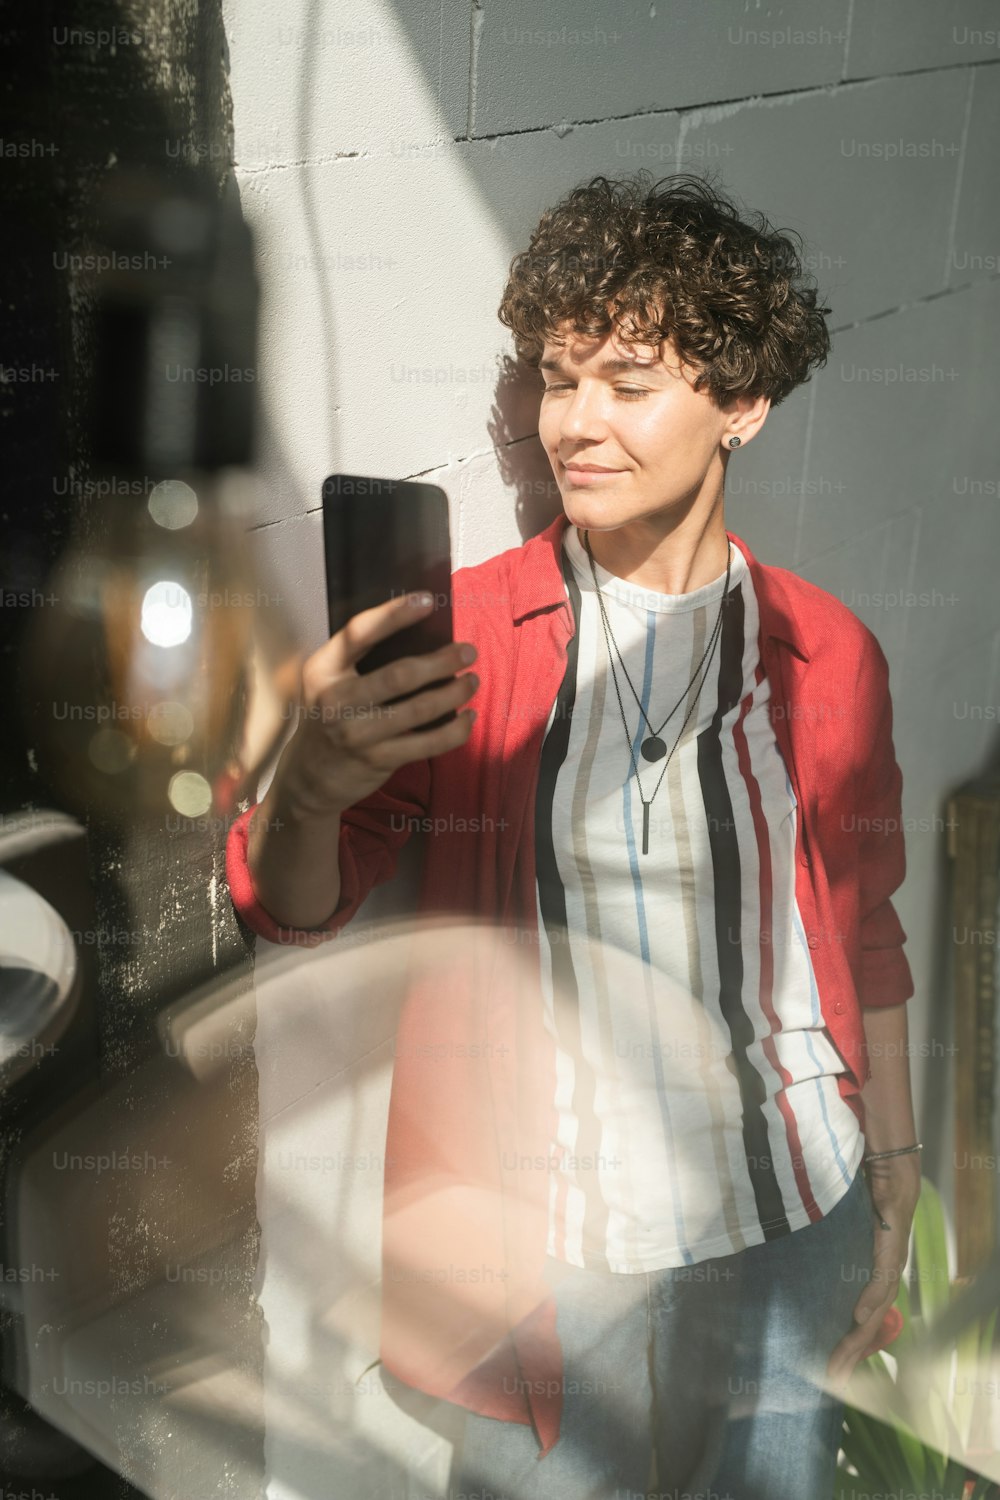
[497,170,831,408]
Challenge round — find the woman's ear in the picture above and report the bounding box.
[721,392,771,450]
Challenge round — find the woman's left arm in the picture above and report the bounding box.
[826,1001,922,1388]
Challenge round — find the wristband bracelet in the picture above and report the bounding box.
[862,1142,923,1163]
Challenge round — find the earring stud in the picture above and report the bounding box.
[728,436,742,449]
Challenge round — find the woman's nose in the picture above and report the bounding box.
[561,384,607,437]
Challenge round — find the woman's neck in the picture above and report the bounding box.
[576,506,729,595]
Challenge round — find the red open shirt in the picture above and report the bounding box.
[226,515,913,1455]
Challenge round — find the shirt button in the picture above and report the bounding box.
[807,934,820,949]
[799,850,811,867]
[833,1002,846,1014]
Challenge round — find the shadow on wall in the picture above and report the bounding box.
[489,353,565,541]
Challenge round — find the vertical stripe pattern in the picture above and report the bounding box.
[534,527,863,1273]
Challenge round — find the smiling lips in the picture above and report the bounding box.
[563,461,625,483]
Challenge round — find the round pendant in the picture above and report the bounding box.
[641,735,667,763]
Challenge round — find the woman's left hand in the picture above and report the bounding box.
[825,1156,922,1394]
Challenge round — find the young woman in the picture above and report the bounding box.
[227,173,920,1499]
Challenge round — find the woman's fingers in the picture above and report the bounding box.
[825,1228,909,1390]
[318,591,438,676]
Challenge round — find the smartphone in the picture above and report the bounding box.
[322,474,456,728]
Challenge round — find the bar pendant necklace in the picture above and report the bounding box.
[583,530,732,854]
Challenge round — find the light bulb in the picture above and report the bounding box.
[21,472,301,824]
[20,171,303,825]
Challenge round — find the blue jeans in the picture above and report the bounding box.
[447,1164,876,1500]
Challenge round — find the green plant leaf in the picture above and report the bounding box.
[857,1353,928,1488]
[841,1409,896,1489]
[891,1270,914,1355]
[839,1177,1000,1500]
[955,1315,984,1447]
[842,1406,916,1490]
[911,1177,951,1322]
[921,1379,956,1484]
[941,1453,972,1499]
[891,1415,929,1486]
[922,1425,947,1486]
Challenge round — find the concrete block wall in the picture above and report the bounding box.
[221,3,1000,1493]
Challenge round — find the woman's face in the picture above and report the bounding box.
[538,321,750,536]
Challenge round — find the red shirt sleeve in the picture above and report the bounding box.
[224,757,432,947]
[852,633,914,1009]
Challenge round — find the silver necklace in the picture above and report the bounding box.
[583,529,733,854]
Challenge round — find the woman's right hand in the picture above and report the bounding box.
[274,592,479,820]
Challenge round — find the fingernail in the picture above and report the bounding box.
[459,643,477,663]
[856,1306,872,1323]
[410,592,433,607]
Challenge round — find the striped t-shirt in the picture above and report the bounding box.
[534,525,864,1273]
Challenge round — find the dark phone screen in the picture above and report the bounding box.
[322,474,455,723]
